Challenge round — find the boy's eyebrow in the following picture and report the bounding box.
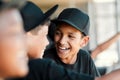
[55,28,76,35]
[69,33,74,35]
[68,32,78,36]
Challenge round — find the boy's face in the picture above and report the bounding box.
[0,9,28,77]
[36,25,49,58]
[27,24,49,59]
[54,23,89,60]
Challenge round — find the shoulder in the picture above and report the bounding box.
[29,59,54,68]
[77,49,93,62]
[28,59,57,75]
[44,48,56,54]
[78,49,91,57]
[43,48,57,58]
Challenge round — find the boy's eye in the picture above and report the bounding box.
[68,35,75,39]
[55,31,61,35]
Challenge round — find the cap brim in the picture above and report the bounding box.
[43,4,58,21]
[52,19,80,30]
[52,19,87,35]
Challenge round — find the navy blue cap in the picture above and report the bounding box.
[53,8,90,35]
[20,1,58,32]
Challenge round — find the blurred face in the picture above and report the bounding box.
[37,25,49,57]
[0,9,28,78]
[27,24,49,59]
[54,23,88,63]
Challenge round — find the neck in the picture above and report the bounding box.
[61,54,77,64]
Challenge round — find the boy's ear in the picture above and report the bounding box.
[80,36,89,47]
[26,31,33,36]
[26,32,31,36]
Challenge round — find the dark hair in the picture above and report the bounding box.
[81,32,86,38]
[40,18,51,26]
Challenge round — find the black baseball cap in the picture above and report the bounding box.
[20,1,58,32]
[52,8,90,35]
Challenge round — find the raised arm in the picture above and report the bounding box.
[91,32,120,59]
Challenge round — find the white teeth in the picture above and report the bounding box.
[59,47,68,50]
[61,48,66,50]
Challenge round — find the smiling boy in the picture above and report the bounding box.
[44,8,100,77]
